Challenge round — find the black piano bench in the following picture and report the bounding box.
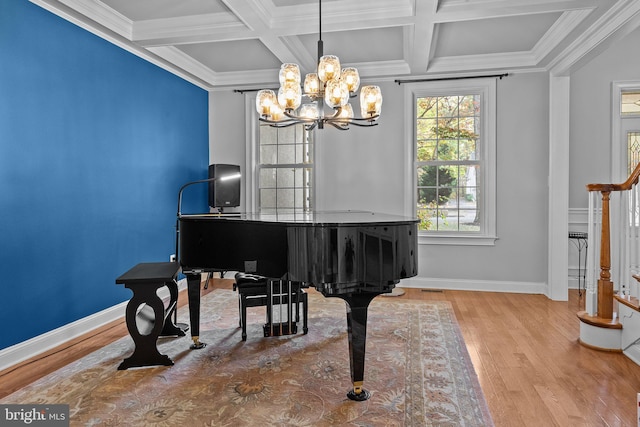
[115,262,188,370]
[233,272,308,341]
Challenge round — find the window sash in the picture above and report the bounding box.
[405,79,497,245]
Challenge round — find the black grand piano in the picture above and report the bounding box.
[178,209,418,401]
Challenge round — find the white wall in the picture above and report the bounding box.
[209,72,551,293]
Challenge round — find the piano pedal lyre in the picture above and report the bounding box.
[264,279,300,337]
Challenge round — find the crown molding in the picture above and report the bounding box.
[29,0,212,90]
[549,0,640,75]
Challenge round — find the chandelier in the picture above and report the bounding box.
[255,0,382,131]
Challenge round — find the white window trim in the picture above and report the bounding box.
[404,78,498,246]
[245,92,259,212]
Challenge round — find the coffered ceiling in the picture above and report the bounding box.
[32,0,640,90]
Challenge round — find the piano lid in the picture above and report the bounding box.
[179,210,419,226]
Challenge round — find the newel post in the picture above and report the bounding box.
[597,190,614,319]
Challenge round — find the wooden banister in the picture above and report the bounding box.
[585,161,640,320]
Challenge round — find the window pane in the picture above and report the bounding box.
[437,140,458,161]
[628,132,640,174]
[260,126,278,145]
[459,95,479,116]
[276,168,294,187]
[258,124,313,211]
[277,144,296,164]
[416,93,484,235]
[259,168,276,188]
[438,96,459,117]
[260,189,276,208]
[417,138,437,161]
[276,189,294,208]
[417,118,438,139]
[260,145,277,164]
[622,92,640,115]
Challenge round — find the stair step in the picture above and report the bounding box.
[577,311,622,329]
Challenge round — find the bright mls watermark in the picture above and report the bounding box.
[0,405,69,426]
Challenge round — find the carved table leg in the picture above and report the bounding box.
[118,282,174,370]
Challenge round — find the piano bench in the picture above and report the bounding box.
[115,262,188,370]
[234,272,308,341]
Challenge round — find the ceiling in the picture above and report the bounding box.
[34,0,640,90]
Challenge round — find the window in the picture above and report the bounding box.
[407,79,497,245]
[257,124,314,211]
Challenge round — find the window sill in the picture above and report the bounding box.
[418,234,498,246]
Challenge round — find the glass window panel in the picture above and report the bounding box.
[459,210,480,231]
[260,126,278,145]
[622,92,640,115]
[260,145,277,164]
[276,189,294,208]
[437,140,458,161]
[459,95,478,116]
[459,117,478,137]
[277,144,296,164]
[459,185,478,205]
[260,189,277,208]
[276,168,294,188]
[459,139,477,161]
[278,125,297,143]
[294,144,304,164]
[417,118,438,139]
[628,132,640,174]
[438,96,459,117]
[416,97,437,117]
[259,168,277,188]
[438,165,458,188]
[417,139,437,161]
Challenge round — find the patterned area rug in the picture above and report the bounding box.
[2,289,493,426]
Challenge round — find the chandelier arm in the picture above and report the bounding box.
[259,117,303,127]
[283,110,319,124]
[337,120,378,128]
[325,120,349,131]
[346,115,380,123]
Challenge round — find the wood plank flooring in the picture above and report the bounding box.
[2,279,639,426]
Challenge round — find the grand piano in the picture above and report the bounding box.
[178,209,418,401]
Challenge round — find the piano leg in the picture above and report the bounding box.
[186,273,206,349]
[336,291,379,401]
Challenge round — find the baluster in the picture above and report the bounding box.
[586,191,597,315]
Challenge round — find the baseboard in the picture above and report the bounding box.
[399,276,547,295]
[0,278,187,373]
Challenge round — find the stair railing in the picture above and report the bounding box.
[586,162,640,318]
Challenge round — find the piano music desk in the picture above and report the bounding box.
[115,262,187,370]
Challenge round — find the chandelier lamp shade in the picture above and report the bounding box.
[255,0,382,131]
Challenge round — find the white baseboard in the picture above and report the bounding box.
[0,278,187,373]
[399,276,547,295]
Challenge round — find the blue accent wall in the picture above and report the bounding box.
[0,1,209,349]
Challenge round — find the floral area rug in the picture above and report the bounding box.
[2,289,493,426]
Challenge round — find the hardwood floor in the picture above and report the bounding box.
[2,279,639,426]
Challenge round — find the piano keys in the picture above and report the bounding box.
[178,210,418,401]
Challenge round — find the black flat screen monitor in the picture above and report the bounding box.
[208,164,241,208]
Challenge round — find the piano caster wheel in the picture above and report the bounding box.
[347,388,371,401]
